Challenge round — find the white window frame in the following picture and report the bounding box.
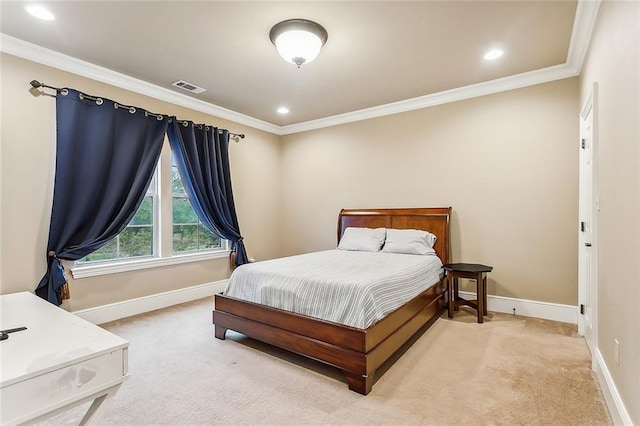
[71,144,230,279]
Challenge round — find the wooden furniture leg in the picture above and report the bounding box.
[475,272,484,323]
[447,275,454,318]
[345,372,374,395]
[483,275,488,315]
[453,277,460,311]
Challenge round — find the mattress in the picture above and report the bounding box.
[223,249,443,329]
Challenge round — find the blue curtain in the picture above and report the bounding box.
[167,120,248,266]
[36,89,168,305]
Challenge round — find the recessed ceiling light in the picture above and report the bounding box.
[484,49,504,60]
[277,107,290,114]
[25,4,55,21]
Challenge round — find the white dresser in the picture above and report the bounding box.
[0,292,129,425]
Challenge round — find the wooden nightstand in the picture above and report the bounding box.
[444,263,493,323]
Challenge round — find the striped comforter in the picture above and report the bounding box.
[223,249,443,329]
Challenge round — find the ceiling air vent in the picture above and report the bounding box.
[171,80,206,94]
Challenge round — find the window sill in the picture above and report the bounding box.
[70,250,231,279]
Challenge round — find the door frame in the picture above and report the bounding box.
[578,82,599,363]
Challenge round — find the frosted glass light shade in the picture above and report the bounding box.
[275,30,323,67]
[270,19,328,68]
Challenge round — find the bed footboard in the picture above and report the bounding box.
[212,279,445,394]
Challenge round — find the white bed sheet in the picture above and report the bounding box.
[223,249,443,329]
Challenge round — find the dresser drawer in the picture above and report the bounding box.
[1,349,127,425]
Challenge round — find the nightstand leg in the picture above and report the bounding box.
[483,274,488,315]
[453,277,460,311]
[447,275,454,318]
[476,273,484,323]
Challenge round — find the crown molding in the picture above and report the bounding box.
[279,63,578,135]
[0,33,280,135]
[566,0,601,75]
[0,0,599,136]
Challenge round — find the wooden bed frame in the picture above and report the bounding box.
[212,207,451,394]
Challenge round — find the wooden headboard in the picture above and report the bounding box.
[337,207,452,266]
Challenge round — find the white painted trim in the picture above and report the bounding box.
[77,282,577,325]
[593,348,633,425]
[279,64,576,135]
[0,0,600,136]
[70,250,231,279]
[0,34,279,135]
[457,291,578,324]
[73,280,228,325]
[566,0,602,74]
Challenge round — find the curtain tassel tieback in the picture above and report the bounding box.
[59,283,71,301]
[48,251,71,301]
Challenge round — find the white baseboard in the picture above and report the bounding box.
[73,280,228,325]
[457,291,578,324]
[74,284,576,326]
[593,348,633,425]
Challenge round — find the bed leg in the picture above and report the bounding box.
[345,372,374,395]
[214,325,227,340]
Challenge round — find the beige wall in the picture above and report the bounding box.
[0,53,282,311]
[0,54,582,309]
[281,78,580,305]
[579,1,640,423]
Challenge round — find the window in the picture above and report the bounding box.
[172,154,221,253]
[78,175,157,263]
[72,145,229,278]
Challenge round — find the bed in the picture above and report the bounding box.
[212,207,451,394]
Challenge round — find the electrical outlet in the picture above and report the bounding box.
[614,339,620,365]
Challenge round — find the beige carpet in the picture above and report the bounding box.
[40,298,611,425]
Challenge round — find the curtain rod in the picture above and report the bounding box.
[30,80,246,141]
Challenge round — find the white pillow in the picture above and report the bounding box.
[382,228,437,255]
[337,227,386,252]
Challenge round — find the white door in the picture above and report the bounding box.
[578,87,597,356]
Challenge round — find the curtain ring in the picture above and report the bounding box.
[145,111,164,121]
[79,93,103,105]
[197,124,203,129]
[60,88,69,96]
[182,121,189,127]
[114,102,134,113]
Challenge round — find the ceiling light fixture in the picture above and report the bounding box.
[269,19,328,68]
[25,4,55,21]
[277,106,290,114]
[484,48,504,60]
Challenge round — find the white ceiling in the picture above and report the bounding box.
[1,1,584,132]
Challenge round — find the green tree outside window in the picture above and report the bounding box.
[172,157,220,253]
